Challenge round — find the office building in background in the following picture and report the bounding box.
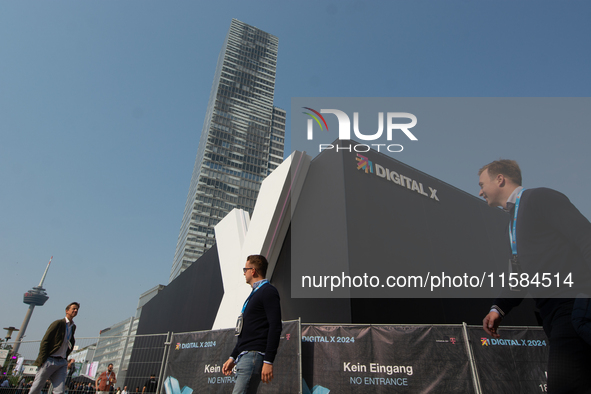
[170,19,284,282]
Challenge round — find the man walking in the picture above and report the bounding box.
[29,302,79,394]
[95,364,116,394]
[222,255,282,394]
[478,160,591,393]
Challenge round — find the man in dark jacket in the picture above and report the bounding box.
[141,375,157,394]
[478,160,591,393]
[222,255,282,394]
[29,302,79,394]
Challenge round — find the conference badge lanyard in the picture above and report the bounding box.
[235,280,268,336]
[66,322,73,351]
[508,188,526,292]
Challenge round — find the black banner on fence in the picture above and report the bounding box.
[164,320,300,394]
[468,326,549,394]
[301,325,473,393]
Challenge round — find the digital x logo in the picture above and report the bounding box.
[481,338,490,346]
[175,343,180,350]
[355,154,440,201]
[302,107,418,153]
[356,154,373,174]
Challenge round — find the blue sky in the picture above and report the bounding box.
[1,0,590,340]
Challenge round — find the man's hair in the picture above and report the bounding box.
[478,160,522,186]
[108,364,113,367]
[247,255,269,278]
[66,302,80,311]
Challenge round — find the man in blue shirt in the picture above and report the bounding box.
[222,255,282,394]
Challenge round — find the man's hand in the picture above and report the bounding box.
[222,358,235,376]
[261,363,273,384]
[483,311,502,338]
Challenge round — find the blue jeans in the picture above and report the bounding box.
[232,351,264,394]
[29,357,69,394]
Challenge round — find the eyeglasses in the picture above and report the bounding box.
[242,267,255,273]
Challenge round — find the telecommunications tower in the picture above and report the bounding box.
[12,257,52,355]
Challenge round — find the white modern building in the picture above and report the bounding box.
[90,284,164,384]
[169,19,285,282]
[92,317,137,383]
[69,344,96,377]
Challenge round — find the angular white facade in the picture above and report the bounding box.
[212,150,311,329]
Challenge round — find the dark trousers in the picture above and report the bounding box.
[545,301,591,393]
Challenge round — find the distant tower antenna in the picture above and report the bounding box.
[12,257,52,355]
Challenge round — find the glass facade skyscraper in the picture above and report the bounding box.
[170,19,285,282]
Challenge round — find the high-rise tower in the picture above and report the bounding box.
[170,19,285,282]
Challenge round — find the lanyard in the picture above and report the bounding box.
[241,280,268,313]
[509,188,526,256]
[65,322,72,344]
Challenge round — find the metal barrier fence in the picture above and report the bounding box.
[2,323,549,394]
[1,334,170,394]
